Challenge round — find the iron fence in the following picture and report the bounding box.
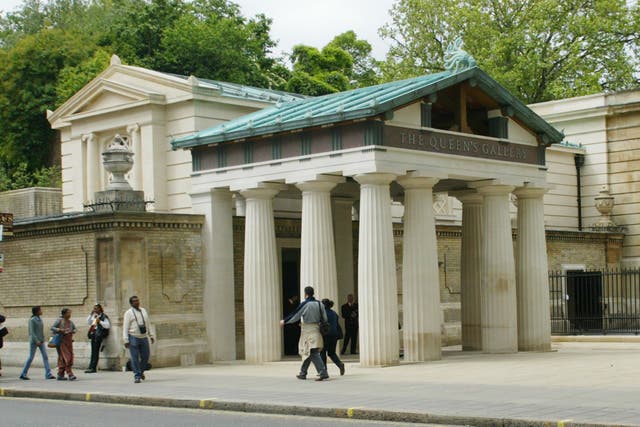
[549,269,640,335]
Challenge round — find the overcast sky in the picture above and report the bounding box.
[0,0,397,60]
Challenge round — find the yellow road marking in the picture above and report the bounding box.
[558,419,573,427]
[85,393,91,401]
[0,388,4,396]
[347,408,355,418]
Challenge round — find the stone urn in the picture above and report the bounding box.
[102,134,133,191]
[594,186,615,227]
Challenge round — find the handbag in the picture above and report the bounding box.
[47,333,62,348]
[317,302,330,335]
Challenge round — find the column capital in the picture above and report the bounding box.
[296,179,339,193]
[354,172,396,186]
[240,183,287,200]
[81,132,96,143]
[452,190,484,205]
[473,183,514,196]
[127,123,140,134]
[397,175,439,190]
[513,183,547,199]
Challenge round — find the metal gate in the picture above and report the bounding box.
[549,269,640,335]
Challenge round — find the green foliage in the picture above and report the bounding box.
[0,163,61,192]
[380,0,640,103]
[55,49,111,106]
[286,31,380,95]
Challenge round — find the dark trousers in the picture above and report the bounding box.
[88,336,103,370]
[299,348,327,377]
[321,335,343,368]
[341,324,358,354]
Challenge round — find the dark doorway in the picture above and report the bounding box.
[567,270,603,332]
[282,248,301,355]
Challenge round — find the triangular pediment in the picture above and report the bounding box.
[71,82,151,115]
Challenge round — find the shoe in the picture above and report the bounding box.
[68,375,77,381]
[141,374,145,380]
[296,374,306,380]
[84,369,96,374]
[46,374,56,380]
[134,377,141,384]
[315,374,329,381]
[57,376,67,381]
[19,375,30,380]
[339,364,345,376]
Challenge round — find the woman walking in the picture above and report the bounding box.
[321,299,345,376]
[51,308,77,381]
[20,306,55,380]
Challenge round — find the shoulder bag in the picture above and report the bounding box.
[317,301,330,335]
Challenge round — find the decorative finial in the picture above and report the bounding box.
[443,37,477,73]
[110,54,122,65]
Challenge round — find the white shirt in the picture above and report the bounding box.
[122,307,154,343]
[87,313,111,329]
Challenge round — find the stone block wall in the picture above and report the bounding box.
[0,212,206,369]
[0,187,62,220]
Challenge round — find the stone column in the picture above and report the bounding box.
[127,124,141,191]
[514,184,551,351]
[83,133,98,202]
[475,183,518,353]
[332,197,355,306]
[241,185,282,363]
[455,191,484,351]
[140,118,167,211]
[397,176,441,361]
[355,173,399,367]
[192,189,236,361]
[296,177,342,304]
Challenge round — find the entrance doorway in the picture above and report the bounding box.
[282,248,301,355]
[567,270,603,332]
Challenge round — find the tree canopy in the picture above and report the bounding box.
[380,0,640,103]
[286,31,380,96]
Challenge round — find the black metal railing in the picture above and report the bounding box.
[549,269,640,335]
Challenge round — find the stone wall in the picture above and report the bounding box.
[0,211,206,369]
[0,187,62,220]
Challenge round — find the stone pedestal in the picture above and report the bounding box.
[456,191,484,351]
[398,176,441,361]
[475,184,518,353]
[355,173,399,367]
[296,177,342,304]
[92,190,145,212]
[241,186,282,363]
[514,185,551,351]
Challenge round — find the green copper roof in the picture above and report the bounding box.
[172,67,563,149]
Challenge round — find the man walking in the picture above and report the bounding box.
[123,296,154,383]
[340,294,359,355]
[20,306,55,380]
[280,286,329,381]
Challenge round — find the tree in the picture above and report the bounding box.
[286,31,379,96]
[379,0,640,103]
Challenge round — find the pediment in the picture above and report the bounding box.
[72,84,147,115]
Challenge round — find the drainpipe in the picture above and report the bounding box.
[574,153,585,231]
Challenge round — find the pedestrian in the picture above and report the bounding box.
[340,294,359,355]
[123,295,154,383]
[283,294,301,355]
[280,286,329,381]
[20,306,55,380]
[85,303,110,373]
[0,313,7,376]
[51,308,77,380]
[320,299,345,376]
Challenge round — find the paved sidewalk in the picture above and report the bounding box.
[1,342,639,426]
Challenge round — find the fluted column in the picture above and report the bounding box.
[192,188,236,361]
[397,175,441,361]
[475,184,518,353]
[127,124,141,191]
[355,173,399,367]
[455,191,484,351]
[83,133,98,202]
[241,185,282,363]
[296,177,342,304]
[332,197,355,306]
[514,184,551,351]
